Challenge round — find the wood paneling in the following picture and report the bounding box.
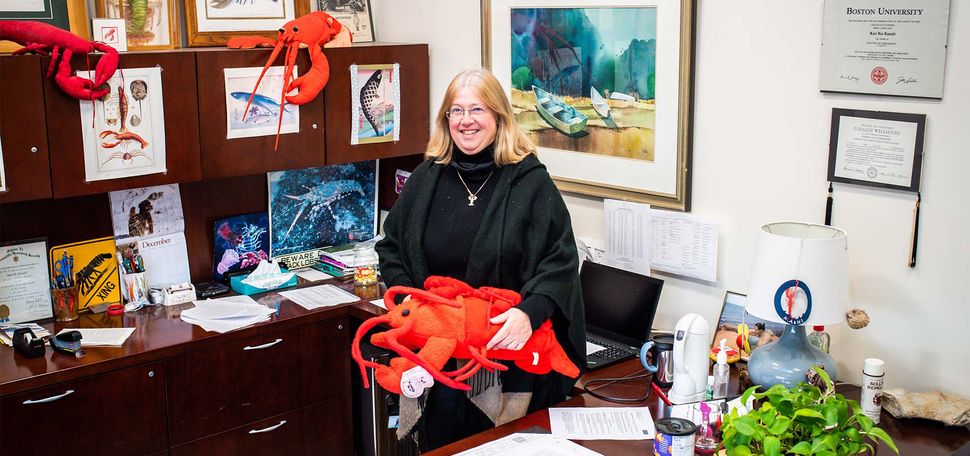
[378,154,424,210]
[44,51,202,198]
[0,55,52,203]
[196,48,326,179]
[324,44,430,165]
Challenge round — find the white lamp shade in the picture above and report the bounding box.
[746,222,850,326]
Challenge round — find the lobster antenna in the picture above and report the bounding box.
[241,40,286,123]
[275,44,299,151]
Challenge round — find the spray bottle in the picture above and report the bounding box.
[712,338,730,399]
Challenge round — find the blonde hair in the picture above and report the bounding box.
[426,68,534,166]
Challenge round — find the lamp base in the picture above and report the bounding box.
[748,324,837,389]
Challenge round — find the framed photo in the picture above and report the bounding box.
[183,0,311,47]
[96,0,182,50]
[0,238,53,323]
[312,0,374,43]
[827,108,926,192]
[0,0,89,53]
[714,291,787,360]
[92,18,128,52]
[482,0,695,211]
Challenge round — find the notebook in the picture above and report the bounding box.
[580,261,664,370]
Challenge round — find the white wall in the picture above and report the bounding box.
[372,0,970,395]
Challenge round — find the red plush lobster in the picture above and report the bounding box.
[0,21,119,100]
[352,277,579,395]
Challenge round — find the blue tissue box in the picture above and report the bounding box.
[229,269,298,296]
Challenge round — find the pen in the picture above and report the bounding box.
[652,382,672,406]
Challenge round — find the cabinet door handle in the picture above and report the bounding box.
[248,420,287,434]
[22,390,75,404]
[243,338,283,351]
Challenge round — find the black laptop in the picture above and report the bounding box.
[580,261,664,370]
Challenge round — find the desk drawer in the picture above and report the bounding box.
[170,394,352,456]
[0,362,167,456]
[167,317,349,444]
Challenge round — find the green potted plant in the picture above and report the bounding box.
[720,367,898,455]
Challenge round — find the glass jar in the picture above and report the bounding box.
[352,243,379,287]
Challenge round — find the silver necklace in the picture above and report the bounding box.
[455,170,494,206]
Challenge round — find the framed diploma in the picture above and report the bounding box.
[827,108,925,192]
[0,238,54,324]
[819,0,951,99]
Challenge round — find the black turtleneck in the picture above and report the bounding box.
[421,143,555,330]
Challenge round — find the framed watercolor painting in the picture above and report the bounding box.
[183,0,311,47]
[0,0,89,53]
[96,0,182,50]
[482,0,695,210]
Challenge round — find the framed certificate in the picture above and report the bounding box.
[819,0,951,99]
[0,238,53,324]
[827,108,925,192]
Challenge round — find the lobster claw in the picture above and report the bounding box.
[227,36,278,49]
[52,49,110,100]
[285,43,329,105]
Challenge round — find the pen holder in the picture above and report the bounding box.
[122,272,150,305]
[51,285,80,322]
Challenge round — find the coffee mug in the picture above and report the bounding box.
[640,333,675,387]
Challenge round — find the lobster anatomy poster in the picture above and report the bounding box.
[79,66,166,182]
[224,66,301,140]
[212,212,270,281]
[350,63,400,145]
[49,237,121,312]
[267,161,377,259]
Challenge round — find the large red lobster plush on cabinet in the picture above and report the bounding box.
[0,20,119,100]
[227,12,351,149]
[352,276,580,396]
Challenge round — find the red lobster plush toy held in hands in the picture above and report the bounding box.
[352,277,580,396]
[227,12,351,150]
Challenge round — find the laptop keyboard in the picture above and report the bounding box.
[586,337,635,361]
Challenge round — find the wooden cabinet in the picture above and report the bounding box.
[324,44,430,165]
[43,50,203,198]
[167,317,350,445]
[196,48,327,179]
[0,55,53,203]
[0,362,167,456]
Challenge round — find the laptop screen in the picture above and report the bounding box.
[580,261,664,347]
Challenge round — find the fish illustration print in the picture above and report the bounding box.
[360,70,385,136]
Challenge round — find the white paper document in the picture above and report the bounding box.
[58,328,136,347]
[455,433,603,456]
[278,284,359,310]
[180,295,275,334]
[604,199,651,275]
[369,298,387,310]
[294,267,331,282]
[649,209,718,282]
[549,407,655,440]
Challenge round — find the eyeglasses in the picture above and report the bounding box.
[445,106,489,120]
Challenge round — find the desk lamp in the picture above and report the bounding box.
[746,222,849,389]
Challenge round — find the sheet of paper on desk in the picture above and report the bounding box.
[58,328,135,347]
[278,284,359,310]
[294,267,331,282]
[549,407,655,440]
[180,295,275,333]
[454,433,603,456]
[669,397,752,426]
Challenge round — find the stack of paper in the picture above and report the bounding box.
[180,295,276,333]
[56,328,135,347]
[454,433,603,455]
[278,284,360,310]
[0,323,51,346]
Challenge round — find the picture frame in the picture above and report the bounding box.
[0,238,53,324]
[827,108,926,193]
[0,0,89,53]
[481,0,695,211]
[312,0,374,43]
[714,291,787,360]
[95,0,182,50]
[92,18,128,52]
[183,0,311,47]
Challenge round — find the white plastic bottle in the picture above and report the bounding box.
[861,358,885,424]
[712,339,730,399]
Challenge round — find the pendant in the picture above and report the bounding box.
[467,195,477,206]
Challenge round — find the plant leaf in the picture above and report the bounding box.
[794,409,825,420]
[740,385,759,405]
[867,427,899,454]
[734,418,756,436]
[763,436,782,456]
[768,416,790,435]
[789,441,813,454]
[729,445,753,456]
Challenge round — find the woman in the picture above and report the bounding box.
[376,68,586,451]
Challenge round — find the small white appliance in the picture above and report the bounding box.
[668,313,711,404]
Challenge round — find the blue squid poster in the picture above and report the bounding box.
[267,161,377,258]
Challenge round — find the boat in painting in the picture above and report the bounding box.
[590,87,610,118]
[533,87,588,135]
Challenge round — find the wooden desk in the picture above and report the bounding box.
[429,359,970,456]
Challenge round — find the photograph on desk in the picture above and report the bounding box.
[0,238,53,323]
[267,160,377,258]
[212,212,270,281]
[350,63,401,145]
[78,66,166,182]
[224,65,301,139]
[49,237,121,312]
[715,291,786,360]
